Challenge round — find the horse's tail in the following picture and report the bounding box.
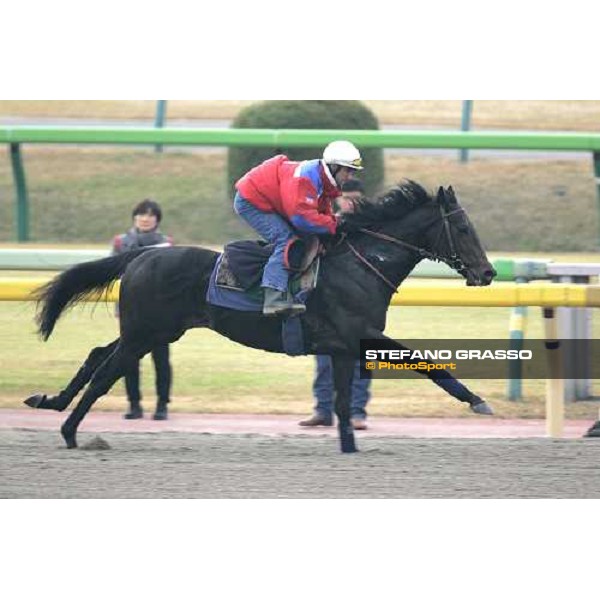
[35,249,147,340]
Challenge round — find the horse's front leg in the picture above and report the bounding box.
[364,328,493,415]
[331,355,358,453]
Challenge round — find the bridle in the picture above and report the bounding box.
[344,204,468,292]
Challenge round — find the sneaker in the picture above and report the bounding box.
[351,418,368,430]
[299,413,333,427]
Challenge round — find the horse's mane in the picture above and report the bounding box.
[344,179,432,228]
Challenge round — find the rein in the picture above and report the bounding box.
[345,205,467,292]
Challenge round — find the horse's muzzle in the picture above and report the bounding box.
[466,267,496,287]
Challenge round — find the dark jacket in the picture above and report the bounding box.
[112,227,173,254]
[111,227,173,316]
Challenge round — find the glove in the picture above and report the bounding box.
[335,216,360,234]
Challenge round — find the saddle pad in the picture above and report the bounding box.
[208,255,263,312]
[216,240,271,291]
[206,256,307,356]
[281,315,305,356]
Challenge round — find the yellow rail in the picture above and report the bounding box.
[0,278,120,302]
[2,278,600,307]
[391,282,600,307]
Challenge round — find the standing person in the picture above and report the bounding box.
[299,180,372,430]
[234,140,364,316]
[111,199,174,420]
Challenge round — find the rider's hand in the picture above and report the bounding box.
[335,216,360,234]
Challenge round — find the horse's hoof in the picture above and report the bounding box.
[61,426,77,449]
[471,400,494,415]
[583,421,600,438]
[24,394,46,408]
[339,426,358,453]
[63,437,77,449]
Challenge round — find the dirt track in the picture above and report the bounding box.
[1,429,599,498]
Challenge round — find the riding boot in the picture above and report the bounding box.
[263,288,306,317]
[124,400,143,420]
[153,400,169,421]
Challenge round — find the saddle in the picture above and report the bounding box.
[207,236,321,356]
[215,236,321,298]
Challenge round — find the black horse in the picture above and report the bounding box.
[26,181,496,453]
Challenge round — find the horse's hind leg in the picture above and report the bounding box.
[60,341,145,449]
[332,355,358,453]
[25,339,120,412]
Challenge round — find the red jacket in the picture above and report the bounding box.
[236,155,340,235]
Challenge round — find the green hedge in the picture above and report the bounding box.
[227,100,385,196]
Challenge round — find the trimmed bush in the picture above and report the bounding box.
[227,100,384,196]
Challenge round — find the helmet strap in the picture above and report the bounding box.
[328,164,341,178]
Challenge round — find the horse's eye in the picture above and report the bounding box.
[457,226,469,235]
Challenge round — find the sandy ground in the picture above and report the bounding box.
[1,429,599,498]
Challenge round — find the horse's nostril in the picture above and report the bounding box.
[485,269,496,279]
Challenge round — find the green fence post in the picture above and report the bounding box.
[507,276,528,400]
[154,100,167,153]
[460,100,473,163]
[594,151,600,245]
[9,143,29,242]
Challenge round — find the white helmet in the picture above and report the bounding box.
[323,140,364,170]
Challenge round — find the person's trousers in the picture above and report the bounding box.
[312,355,372,419]
[233,192,295,292]
[125,344,171,406]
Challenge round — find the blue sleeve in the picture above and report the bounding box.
[290,215,332,235]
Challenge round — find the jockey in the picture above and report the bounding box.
[234,140,364,316]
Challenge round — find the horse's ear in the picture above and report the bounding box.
[436,186,445,203]
[437,186,450,209]
[445,186,457,204]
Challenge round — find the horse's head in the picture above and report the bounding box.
[344,180,496,287]
[428,186,496,286]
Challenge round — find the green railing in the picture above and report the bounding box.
[3,126,600,149]
[3,126,600,241]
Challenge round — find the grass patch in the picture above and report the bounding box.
[1,301,599,420]
[386,155,599,252]
[1,148,597,251]
[0,147,249,245]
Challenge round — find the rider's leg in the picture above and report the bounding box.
[234,193,304,315]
